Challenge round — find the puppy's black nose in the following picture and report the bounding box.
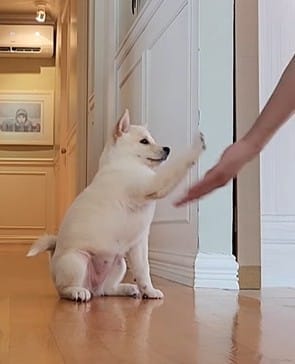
[163,146,170,156]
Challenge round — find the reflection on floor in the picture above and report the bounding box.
[0,244,294,364]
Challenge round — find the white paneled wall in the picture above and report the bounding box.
[115,0,199,286]
[259,0,295,286]
[112,0,236,288]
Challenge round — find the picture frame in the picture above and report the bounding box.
[0,91,54,146]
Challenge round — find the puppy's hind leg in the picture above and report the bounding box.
[52,252,91,302]
[102,257,140,298]
[127,238,163,299]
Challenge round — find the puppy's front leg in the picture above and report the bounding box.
[127,239,163,299]
[144,131,205,200]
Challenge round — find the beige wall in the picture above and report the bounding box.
[0,58,56,159]
[235,0,261,288]
[0,57,56,243]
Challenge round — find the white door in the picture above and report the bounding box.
[115,0,199,285]
[259,0,295,286]
[55,0,80,224]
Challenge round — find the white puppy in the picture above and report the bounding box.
[27,110,205,302]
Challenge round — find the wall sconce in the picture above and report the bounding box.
[36,5,46,23]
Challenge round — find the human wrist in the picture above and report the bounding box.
[240,135,262,159]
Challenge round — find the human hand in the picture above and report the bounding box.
[174,139,257,206]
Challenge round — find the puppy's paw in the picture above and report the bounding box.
[72,288,92,302]
[103,283,141,298]
[142,288,164,299]
[61,287,92,302]
[193,130,206,152]
[200,132,206,150]
[186,131,206,166]
[122,283,141,298]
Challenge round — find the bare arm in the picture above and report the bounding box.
[175,55,295,206]
[243,55,295,152]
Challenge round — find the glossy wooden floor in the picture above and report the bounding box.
[0,246,295,364]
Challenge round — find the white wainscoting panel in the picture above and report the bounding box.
[259,0,295,286]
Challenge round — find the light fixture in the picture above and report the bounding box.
[35,4,46,23]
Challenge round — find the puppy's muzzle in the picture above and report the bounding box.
[147,146,170,162]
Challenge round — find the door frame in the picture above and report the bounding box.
[54,0,88,227]
[76,0,88,193]
[235,0,261,288]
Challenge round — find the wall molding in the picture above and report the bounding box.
[149,248,195,286]
[150,250,240,289]
[0,158,54,166]
[0,225,45,230]
[195,252,239,289]
[116,0,188,67]
[0,235,39,244]
[116,0,164,63]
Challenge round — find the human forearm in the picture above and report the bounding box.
[242,55,295,154]
[174,56,295,206]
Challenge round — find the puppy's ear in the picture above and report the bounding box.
[113,109,130,140]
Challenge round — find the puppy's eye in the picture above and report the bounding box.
[140,138,150,145]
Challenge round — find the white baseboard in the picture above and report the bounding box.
[149,248,196,286]
[195,252,239,289]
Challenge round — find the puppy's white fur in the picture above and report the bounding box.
[27,110,205,302]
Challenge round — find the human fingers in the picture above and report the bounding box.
[174,167,227,206]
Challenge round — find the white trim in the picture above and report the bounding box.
[115,0,188,66]
[194,252,239,289]
[116,0,164,60]
[149,248,195,286]
[197,0,234,284]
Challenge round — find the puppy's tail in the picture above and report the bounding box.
[27,234,57,257]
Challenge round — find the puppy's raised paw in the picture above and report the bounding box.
[200,132,206,150]
[193,130,206,152]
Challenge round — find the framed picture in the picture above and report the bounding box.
[0,91,54,145]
